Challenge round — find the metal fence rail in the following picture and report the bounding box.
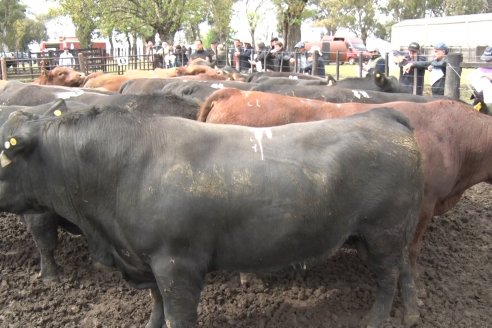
[1,47,491,103]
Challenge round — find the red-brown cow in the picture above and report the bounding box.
[198,88,492,268]
[83,74,131,92]
[32,66,87,87]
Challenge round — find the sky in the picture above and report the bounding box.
[23,0,76,45]
[21,0,339,46]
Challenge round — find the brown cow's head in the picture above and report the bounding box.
[34,67,86,87]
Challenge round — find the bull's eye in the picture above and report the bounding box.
[9,138,17,146]
[54,109,62,117]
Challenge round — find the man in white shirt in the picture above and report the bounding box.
[59,47,74,67]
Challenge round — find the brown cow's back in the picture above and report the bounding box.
[83,74,130,92]
[197,88,364,125]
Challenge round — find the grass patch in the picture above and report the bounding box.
[325,63,476,103]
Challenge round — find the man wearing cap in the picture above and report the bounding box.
[400,42,427,95]
[290,41,309,73]
[470,46,492,107]
[363,45,385,75]
[58,46,74,67]
[408,42,449,96]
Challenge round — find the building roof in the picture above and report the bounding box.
[391,13,492,48]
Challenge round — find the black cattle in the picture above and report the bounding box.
[470,89,492,115]
[252,75,329,86]
[245,71,332,83]
[334,72,405,93]
[0,104,423,328]
[0,93,200,281]
[0,80,112,106]
[251,83,437,103]
[160,80,256,103]
[118,78,178,94]
[83,92,201,119]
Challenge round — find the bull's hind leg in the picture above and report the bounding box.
[151,256,206,328]
[361,236,402,328]
[398,252,420,327]
[146,287,164,328]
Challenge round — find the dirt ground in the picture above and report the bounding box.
[0,183,491,328]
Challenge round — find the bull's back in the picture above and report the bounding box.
[133,110,422,270]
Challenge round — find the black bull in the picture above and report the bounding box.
[0,105,423,328]
[0,93,200,281]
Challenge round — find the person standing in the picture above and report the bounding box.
[238,40,253,73]
[363,45,385,75]
[409,42,449,96]
[232,39,242,70]
[216,43,227,68]
[270,41,291,72]
[428,43,449,95]
[209,40,220,68]
[251,41,275,72]
[191,39,212,63]
[400,42,427,95]
[289,42,309,73]
[304,47,326,78]
[173,45,188,67]
[58,47,74,67]
[470,46,492,107]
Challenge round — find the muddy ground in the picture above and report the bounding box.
[0,183,491,328]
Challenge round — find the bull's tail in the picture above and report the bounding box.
[196,94,216,122]
[196,88,241,122]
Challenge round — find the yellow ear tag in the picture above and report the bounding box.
[4,141,10,149]
[54,109,62,117]
[9,138,17,146]
[473,102,482,111]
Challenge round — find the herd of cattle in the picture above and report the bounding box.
[0,61,491,328]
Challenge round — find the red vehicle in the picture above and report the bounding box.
[304,35,371,64]
[323,35,371,64]
[40,36,107,52]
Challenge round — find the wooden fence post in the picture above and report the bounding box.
[445,53,463,99]
[312,50,318,76]
[78,53,87,73]
[335,51,340,79]
[1,58,7,80]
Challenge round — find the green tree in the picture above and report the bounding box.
[55,0,209,46]
[273,0,308,51]
[381,0,445,22]
[14,18,48,50]
[0,0,26,51]
[312,0,379,44]
[442,0,492,15]
[311,0,341,36]
[206,0,234,44]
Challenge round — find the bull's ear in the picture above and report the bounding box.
[1,111,38,166]
[374,72,386,87]
[1,134,28,168]
[44,98,68,117]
